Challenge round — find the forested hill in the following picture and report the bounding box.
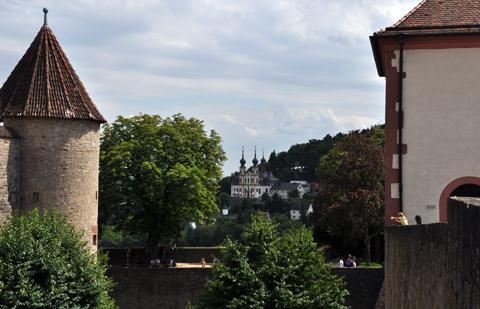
[219,125,385,193]
[268,124,385,182]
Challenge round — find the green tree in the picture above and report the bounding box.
[217,192,232,208]
[99,114,226,246]
[311,130,384,266]
[0,209,117,309]
[288,188,300,198]
[196,213,348,309]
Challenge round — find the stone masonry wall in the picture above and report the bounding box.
[105,248,383,309]
[4,118,100,250]
[0,132,19,224]
[385,197,480,308]
[107,267,383,309]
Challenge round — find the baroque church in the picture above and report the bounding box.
[0,9,105,251]
[230,147,279,198]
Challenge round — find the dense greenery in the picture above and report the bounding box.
[311,130,385,266]
[180,213,304,247]
[196,213,349,309]
[98,225,147,248]
[0,209,117,309]
[99,113,226,246]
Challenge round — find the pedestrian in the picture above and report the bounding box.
[201,258,206,268]
[338,258,344,268]
[391,212,408,225]
[415,215,423,224]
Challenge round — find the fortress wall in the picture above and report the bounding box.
[106,267,383,309]
[0,133,19,224]
[4,118,100,249]
[385,197,480,308]
[105,247,383,309]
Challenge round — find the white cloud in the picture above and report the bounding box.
[0,0,421,175]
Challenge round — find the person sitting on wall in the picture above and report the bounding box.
[391,212,408,225]
[338,258,344,268]
[149,259,155,268]
[171,242,177,253]
[201,258,206,268]
[166,242,172,254]
[352,256,357,268]
[345,254,352,267]
[171,259,176,267]
[155,257,161,267]
[415,215,423,224]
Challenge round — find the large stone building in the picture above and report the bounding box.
[0,9,106,250]
[370,0,480,224]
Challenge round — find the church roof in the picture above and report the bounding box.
[0,11,106,123]
[376,0,480,35]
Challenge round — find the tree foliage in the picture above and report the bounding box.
[99,114,226,244]
[311,130,384,266]
[196,213,348,309]
[0,209,117,309]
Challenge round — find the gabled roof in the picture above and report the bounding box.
[0,23,106,123]
[370,0,480,76]
[377,0,480,35]
[271,183,301,191]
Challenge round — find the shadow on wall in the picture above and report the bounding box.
[385,197,480,309]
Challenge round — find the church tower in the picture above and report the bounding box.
[0,9,106,251]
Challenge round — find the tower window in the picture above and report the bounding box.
[29,191,44,204]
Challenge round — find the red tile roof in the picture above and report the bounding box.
[0,25,106,123]
[378,0,480,35]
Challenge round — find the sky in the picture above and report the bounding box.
[0,0,422,176]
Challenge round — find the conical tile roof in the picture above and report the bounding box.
[0,22,106,123]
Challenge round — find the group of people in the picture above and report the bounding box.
[338,254,357,268]
[391,213,423,225]
[149,257,177,268]
[156,242,177,261]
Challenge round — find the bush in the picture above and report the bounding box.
[0,209,117,309]
[196,213,348,308]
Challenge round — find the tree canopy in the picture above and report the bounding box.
[196,213,348,309]
[311,130,384,266]
[0,209,117,309]
[99,113,227,243]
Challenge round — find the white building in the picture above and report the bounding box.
[371,0,480,224]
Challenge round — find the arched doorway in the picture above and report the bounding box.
[439,177,480,222]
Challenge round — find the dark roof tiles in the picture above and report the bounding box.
[0,25,106,123]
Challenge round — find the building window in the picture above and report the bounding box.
[33,193,40,203]
[93,235,97,246]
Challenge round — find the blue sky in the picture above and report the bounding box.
[0,0,421,175]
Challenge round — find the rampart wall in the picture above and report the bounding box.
[385,197,480,308]
[105,248,383,309]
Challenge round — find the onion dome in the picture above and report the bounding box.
[261,149,266,164]
[240,147,246,167]
[252,147,258,166]
[0,8,106,123]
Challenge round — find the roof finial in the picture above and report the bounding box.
[43,8,49,26]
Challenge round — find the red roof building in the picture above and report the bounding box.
[371,0,480,224]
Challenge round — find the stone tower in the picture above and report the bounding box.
[0,9,106,251]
